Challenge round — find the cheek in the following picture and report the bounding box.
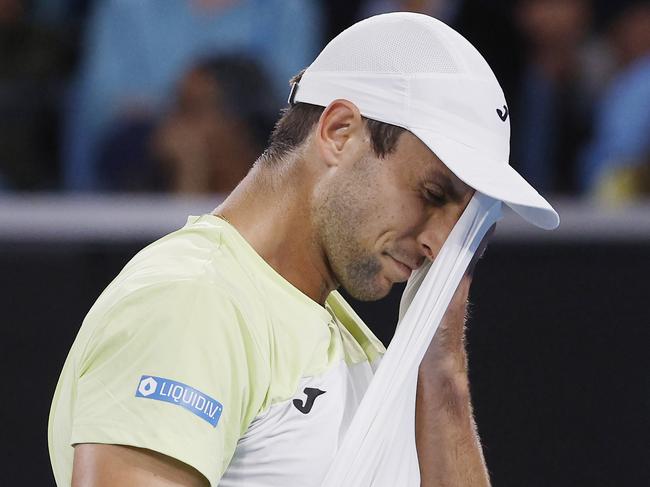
[331,159,426,250]
[431,201,474,247]
[371,197,428,250]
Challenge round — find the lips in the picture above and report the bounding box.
[385,254,414,282]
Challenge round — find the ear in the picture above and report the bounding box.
[315,99,368,168]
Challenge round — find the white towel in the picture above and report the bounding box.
[322,193,503,486]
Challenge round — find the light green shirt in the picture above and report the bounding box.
[48,215,385,486]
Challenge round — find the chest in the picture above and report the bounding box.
[219,360,376,487]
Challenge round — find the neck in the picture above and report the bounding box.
[214,157,337,305]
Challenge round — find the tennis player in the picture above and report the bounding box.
[49,13,558,487]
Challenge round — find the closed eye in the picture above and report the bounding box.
[423,188,447,206]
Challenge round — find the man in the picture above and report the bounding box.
[152,55,275,194]
[63,0,321,191]
[579,0,650,201]
[49,13,558,487]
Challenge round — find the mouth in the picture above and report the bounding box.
[384,254,414,282]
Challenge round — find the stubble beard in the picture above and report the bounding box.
[313,161,389,302]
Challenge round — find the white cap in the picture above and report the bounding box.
[292,12,559,230]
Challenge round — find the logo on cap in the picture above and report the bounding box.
[496,105,509,121]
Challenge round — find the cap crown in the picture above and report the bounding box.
[309,14,460,75]
[297,13,510,164]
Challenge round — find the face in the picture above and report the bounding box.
[313,131,474,301]
[155,68,255,192]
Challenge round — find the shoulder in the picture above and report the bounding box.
[80,219,273,371]
[101,216,264,315]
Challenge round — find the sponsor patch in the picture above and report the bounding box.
[135,375,223,427]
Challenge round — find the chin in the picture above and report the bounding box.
[341,276,392,302]
[333,253,391,301]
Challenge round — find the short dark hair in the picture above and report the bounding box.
[261,72,405,163]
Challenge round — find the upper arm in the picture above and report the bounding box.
[70,280,270,485]
[72,443,208,487]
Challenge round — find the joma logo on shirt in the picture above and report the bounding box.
[135,375,223,427]
[293,387,326,414]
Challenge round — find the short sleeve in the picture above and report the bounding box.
[70,279,269,485]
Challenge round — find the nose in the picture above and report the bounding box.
[418,239,435,262]
[415,220,449,263]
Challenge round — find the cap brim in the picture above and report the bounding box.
[410,127,560,230]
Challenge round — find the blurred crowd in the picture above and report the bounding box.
[0,0,648,203]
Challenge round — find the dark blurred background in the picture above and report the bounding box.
[0,0,648,485]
